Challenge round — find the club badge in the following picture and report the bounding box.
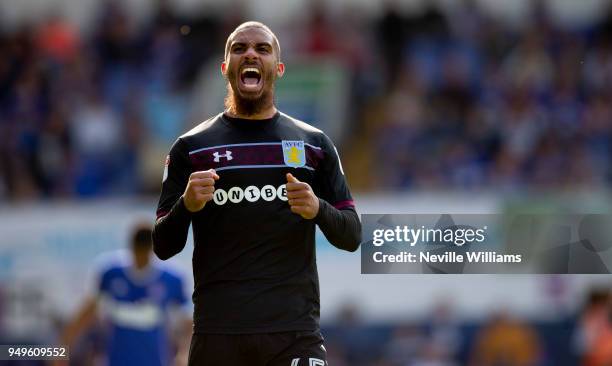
[282,140,305,168]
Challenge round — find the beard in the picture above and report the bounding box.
[224,68,276,117]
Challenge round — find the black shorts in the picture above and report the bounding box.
[187,330,327,366]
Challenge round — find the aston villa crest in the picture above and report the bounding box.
[282,140,306,168]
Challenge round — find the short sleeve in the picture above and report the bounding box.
[86,250,129,298]
[98,271,110,295]
[170,274,188,306]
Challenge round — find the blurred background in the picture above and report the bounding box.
[1,0,612,365]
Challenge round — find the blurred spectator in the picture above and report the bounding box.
[376,1,408,87]
[301,0,337,56]
[35,15,80,65]
[469,312,542,366]
[69,88,127,196]
[574,289,612,366]
[426,301,461,362]
[384,324,427,365]
[412,343,457,366]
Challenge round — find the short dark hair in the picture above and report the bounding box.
[131,223,153,249]
[224,21,281,62]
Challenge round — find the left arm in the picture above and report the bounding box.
[314,199,361,252]
[286,132,363,252]
[172,316,193,366]
[169,272,193,366]
[286,172,361,251]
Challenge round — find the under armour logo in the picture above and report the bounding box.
[290,358,325,366]
[213,150,233,162]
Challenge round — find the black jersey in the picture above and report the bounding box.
[153,111,361,334]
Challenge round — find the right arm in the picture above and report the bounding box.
[53,266,107,366]
[153,197,192,260]
[153,139,219,260]
[153,139,192,260]
[51,297,98,366]
[59,297,98,348]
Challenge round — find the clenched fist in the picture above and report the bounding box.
[286,173,319,219]
[183,169,220,212]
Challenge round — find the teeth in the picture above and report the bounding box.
[241,67,260,75]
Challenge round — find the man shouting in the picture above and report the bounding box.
[153,21,361,366]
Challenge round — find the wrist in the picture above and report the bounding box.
[178,196,195,215]
[314,198,328,223]
[312,196,321,219]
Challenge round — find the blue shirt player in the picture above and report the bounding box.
[58,223,191,366]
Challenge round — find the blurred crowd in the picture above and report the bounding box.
[321,288,612,366]
[0,0,224,199]
[3,285,608,366]
[1,0,612,199]
[353,0,612,191]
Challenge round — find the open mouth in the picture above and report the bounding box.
[239,67,262,90]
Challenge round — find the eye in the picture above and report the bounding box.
[258,46,271,54]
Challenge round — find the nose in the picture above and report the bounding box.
[244,46,258,60]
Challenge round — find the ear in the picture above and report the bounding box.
[277,62,285,78]
[221,61,227,75]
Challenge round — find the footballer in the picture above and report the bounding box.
[153,21,361,366]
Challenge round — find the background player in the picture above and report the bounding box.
[56,223,191,366]
[153,21,362,365]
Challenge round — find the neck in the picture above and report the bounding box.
[134,263,149,271]
[225,105,277,120]
[224,83,278,119]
